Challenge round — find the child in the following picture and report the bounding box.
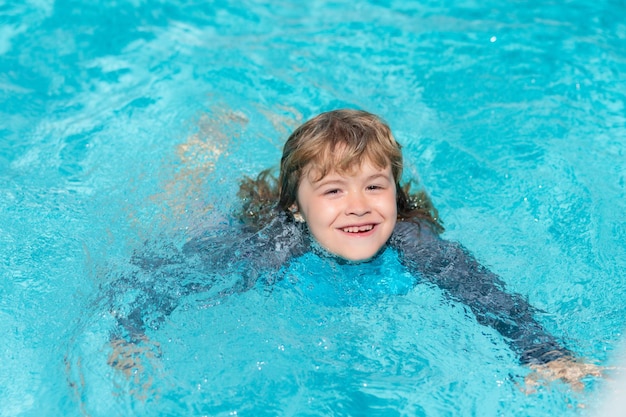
[109,109,598,390]
[232,108,599,388]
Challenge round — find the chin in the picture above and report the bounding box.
[336,247,384,263]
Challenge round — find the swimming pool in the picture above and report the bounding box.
[1,0,625,415]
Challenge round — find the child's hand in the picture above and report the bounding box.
[525,356,602,392]
[108,336,162,378]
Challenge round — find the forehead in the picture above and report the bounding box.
[304,159,392,183]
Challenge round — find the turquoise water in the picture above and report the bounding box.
[1,0,626,415]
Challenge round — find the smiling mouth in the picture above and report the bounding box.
[341,224,375,233]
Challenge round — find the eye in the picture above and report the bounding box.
[324,188,340,195]
[367,184,384,191]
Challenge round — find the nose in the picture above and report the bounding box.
[346,190,370,216]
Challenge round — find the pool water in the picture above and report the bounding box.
[1,0,625,416]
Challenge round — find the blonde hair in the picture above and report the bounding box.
[238,109,443,233]
[278,109,402,210]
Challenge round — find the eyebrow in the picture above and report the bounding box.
[312,177,346,189]
[312,172,392,188]
[365,173,393,182]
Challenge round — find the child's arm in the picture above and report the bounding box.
[182,210,308,289]
[389,220,572,365]
[109,211,307,339]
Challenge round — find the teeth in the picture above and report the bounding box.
[342,225,374,233]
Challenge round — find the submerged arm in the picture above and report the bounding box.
[182,211,309,289]
[389,221,572,365]
[108,211,308,339]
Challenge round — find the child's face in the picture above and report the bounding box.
[296,161,397,261]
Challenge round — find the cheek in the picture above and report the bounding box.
[295,189,315,222]
[384,190,398,217]
[294,185,306,214]
[302,200,330,224]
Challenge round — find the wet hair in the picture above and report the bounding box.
[238,109,443,233]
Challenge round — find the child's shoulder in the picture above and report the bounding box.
[393,218,441,240]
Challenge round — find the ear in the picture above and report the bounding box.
[289,203,305,223]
